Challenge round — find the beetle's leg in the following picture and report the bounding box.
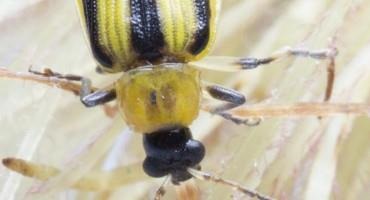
[2,157,148,191]
[28,66,84,81]
[0,67,85,95]
[191,46,337,101]
[28,66,94,98]
[203,83,246,112]
[80,81,117,107]
[28,66,117,107]
[1,67,118,117]
[238,47,337,102]
[238,46,337,70]
[191,46,337,71]
[202,82,261,126]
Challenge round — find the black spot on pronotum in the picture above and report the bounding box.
[150,90,157,105]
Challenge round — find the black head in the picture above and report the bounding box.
[142,126,205,184]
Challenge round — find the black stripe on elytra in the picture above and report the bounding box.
[189,0,211,55]
[130,0,164,61]
[83,0,113,68]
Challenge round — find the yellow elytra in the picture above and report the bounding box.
[75,0,220,73]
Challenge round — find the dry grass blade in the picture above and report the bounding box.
[229,103,370,118]
[0,67,85,95]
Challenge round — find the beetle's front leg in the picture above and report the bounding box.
[28,67,117,107]
[80,78,116,107]
[202,82,261,126]
[28,66,85,81]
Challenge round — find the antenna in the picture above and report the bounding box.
[188,168,273,200]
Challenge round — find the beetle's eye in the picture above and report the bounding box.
[143,157,168,178]
[184,139,205,166]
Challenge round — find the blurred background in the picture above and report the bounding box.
[0,0,369,199]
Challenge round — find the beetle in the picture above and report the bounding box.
[2,0,337,199]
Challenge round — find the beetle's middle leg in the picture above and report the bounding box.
[192,45,337,101]
[202,82,261,126]
[237,46,337,70]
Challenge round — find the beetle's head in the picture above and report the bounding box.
[142,126,205,184]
